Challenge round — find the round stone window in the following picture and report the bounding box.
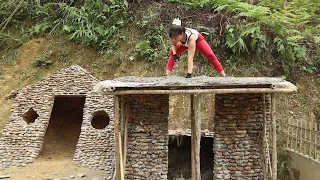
[91,111,110,129]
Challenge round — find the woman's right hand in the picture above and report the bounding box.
[173,54,180,62]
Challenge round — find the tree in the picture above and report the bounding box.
[283,0,287,10]
[248,0,255,5]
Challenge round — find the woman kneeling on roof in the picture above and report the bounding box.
[166,18,226,78]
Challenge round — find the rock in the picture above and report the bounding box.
[215,174,223,179]
[0,175,10,179]
[70,175,75,179]
[76,173,86,178]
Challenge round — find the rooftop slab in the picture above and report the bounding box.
[94,76,297,95]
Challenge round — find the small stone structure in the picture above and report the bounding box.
[0,65,115,173]
[94,76,296,179]
[1,67,297,179]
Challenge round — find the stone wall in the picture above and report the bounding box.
[73,93,115,172]
[125,95,169,179]
[0,66,114,172]
[213,93,270,179]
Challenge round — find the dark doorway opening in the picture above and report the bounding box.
[41,96,85,159]
[168,136,214,180]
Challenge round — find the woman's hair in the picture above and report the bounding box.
[169,24,185,38]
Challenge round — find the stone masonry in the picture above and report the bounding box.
[0,67,280,179]
[73,93,115,171]
[0,65,115,174]
[125,94,169,179]
[213,93,270,179]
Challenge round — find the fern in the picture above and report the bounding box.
[30,0,128,51]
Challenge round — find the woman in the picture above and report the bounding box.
[166,18,226,78]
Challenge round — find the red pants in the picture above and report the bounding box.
[166,33,223,73]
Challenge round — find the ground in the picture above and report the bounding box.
[0,137,213,180]
[0,157,107,180]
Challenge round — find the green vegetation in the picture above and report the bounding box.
[1,0,319,77]
[32,51,53,68]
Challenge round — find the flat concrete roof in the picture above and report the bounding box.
[94,76,297,95]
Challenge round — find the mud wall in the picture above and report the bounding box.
[287,150,320,180]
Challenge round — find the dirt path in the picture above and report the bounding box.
[0,156,108,180]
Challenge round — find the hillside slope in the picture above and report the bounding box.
[1,0,319,137]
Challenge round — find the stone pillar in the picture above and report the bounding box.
[125,94,169,179]
[213,93,269,179]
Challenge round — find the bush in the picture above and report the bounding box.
[32,52,53,68]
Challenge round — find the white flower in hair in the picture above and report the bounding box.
[172,18,181,26]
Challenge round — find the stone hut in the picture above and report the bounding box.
[94,76,297,180]
[0,65,115,173]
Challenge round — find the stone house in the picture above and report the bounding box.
[94,76,297,180]
[0,65,297,179]
[0,65,115,174]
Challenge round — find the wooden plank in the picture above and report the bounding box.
[299,119,302,153]
[309,121,312,157]
[120,95,127,179]
[288,122,317,130]
[304,120,307,155]
[119,132,124,180]
[195,94,202,180]
[292,120,294,150]
[285,134,320,146]
[291,119,294,150]
[114,96,120,180]
[100,88,296,95]
[123,99,129,177]
[261,93,267,180]
[94,77,295,89]
[121,96,125,139]
[295,119,298,150]
[301,120,304,154]
[304,120,307,154]
[314,121,317,159]
[191,94,201,180]
[266,138,272,176]
[289,118,293,149]
[191,94,196,180]
[271,93,277,180]
[287,118,290,149]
